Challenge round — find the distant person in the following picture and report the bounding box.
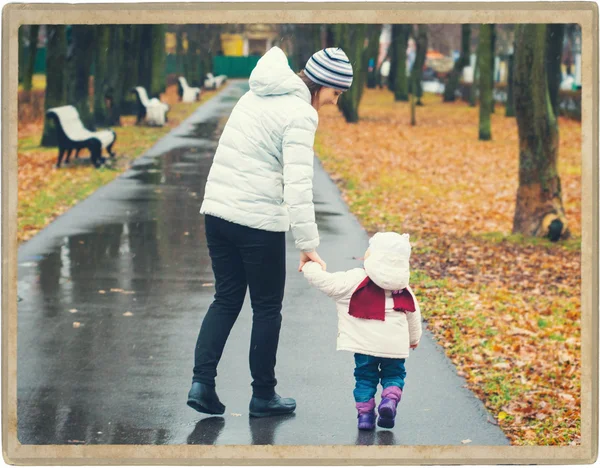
[380,59,391,89]
[302,232,422,431]
[188,46,354,418]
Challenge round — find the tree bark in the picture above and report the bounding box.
[392,25,410,101]
[150,25,167,97]
[106,25,125,125]
[505,46,516,117]
[444,24,471,102]
[478,24,493,140]
[121,25,142,115]
[513,24,568,240]
[335,24,368,123]
[176,28,184,75]
[138,25,153,94]
[186,32,200,87]
[22,25,40,94]
[410,25,428,106]
[41,25,67,146]
[93,25,110,127]
[18,26,26,84]
[490,24,496,113]
[546,24,565,118]
[67,25,95,129]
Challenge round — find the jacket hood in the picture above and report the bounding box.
[249,47,311,102]
[363,232,411,291]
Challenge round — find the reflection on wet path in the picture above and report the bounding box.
[17,84,249,446]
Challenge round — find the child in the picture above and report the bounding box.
[302,232,422,431]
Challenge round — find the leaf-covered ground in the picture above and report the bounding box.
[18,83,218,244]
[315,89,581,446]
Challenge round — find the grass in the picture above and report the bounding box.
[314,87,582,446]
[18,83,221,244]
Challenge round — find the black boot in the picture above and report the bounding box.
[249,393,296,418]
[187,382,226,415]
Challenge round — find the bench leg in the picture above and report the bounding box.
[56,148,66,168]
[89,143,105,168]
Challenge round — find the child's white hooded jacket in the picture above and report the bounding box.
[302,233,422,359]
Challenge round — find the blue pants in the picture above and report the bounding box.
[353,353,406,403]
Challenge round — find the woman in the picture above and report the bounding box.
[188,46,354,418]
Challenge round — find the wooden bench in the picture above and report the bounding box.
[45,105,116,168]
[204,73,228,90]
[177,76,201,103]
[132,86,170,126]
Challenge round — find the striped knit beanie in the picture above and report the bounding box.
[304,48,353,91]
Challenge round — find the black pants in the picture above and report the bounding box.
[193,214,286,399]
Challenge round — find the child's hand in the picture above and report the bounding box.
[410,341,419,349]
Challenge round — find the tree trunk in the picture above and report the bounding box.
[363,25,381,95]
[393,25,410,101]
[93,25,110,127]
[513,24,568,240]
[41,25,67,146]
[18,26,26,84]
[106,25,125,125]
[335,24,368,123]
[176,28,184,75]
[469,41,480,107]
[478,24,493,140]
[490,24,496,113]
[546,24,565,118]
[505,46,516,117]
[121,25,142,115]
[410,87,416,125]
[150,25,167,97]
[387,28,397,91]
[138,25,153,94]
[186,32,200,87]
[67,25,95,129]
[22,25,40,94]
[410,25,428,106]
[444,24,471,102]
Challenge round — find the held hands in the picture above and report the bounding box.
[298,250,327,272]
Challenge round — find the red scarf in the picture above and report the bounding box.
[348,276,416,321]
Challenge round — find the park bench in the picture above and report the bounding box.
[177,76,202,103]
[204,73,228,90]
[46,105,116,169]
[132,86,170,126]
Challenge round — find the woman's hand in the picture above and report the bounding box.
[299,251,327,272]
[410,341,419,350]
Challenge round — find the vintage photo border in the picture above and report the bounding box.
[2,2,598,464]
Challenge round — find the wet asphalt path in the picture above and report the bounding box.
[17,81,508,446]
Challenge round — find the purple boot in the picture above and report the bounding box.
[356,399,376,431]
[377,386,402,429]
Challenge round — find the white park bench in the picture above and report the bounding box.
[177,76,201,103]
[204,73,228,90]
[46,105,116,168]
[132,86,170,126]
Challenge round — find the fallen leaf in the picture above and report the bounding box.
[123,311,133,317]
[72,322,81,328]
[98,290,106,294]
[498,411,508,421]
[69,309,78,313]
[461,439,472,444]
[231,413,242,417]
[202,283,214,287]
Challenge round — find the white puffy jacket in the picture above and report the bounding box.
[200,47,320,252]
[302,262,422,359]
